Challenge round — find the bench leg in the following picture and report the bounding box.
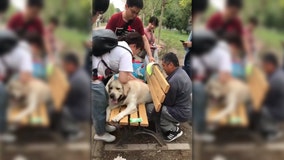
[115,126,132,147]
[133,127,166,146]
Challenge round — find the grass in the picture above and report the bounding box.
[255,27,284,54]
[157,29,189,58]
[55,27,89,54]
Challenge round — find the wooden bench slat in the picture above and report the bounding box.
[48,67,70,111]
[207,106,228,125]
[30,105,39,126]
[8,107,29,125]
[247,67,268,111]
[153,65,170,93]
[148,72,166,103]
[109,107,120,122]
[146,74,162,112]
[138,104,149,127]
[238,104,248,127]
[39,104,49,127]
[130,108,139,126]
[119,106,129,126]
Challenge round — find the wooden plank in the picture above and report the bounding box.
[146,74,162,112]
[8,107,29,125]
[238,104,248,127]
[39,104,49,127]
[152,65,170,93]
[48,66,70,112]
[148,72,166,103]
[207,106,228,125]
[229,106,238,127]
[30,105,39,126]
[129,107,139,126]
[109,107,120,123]
[119,106,129,126]
[138,104,149,127]
[247,67,268,111]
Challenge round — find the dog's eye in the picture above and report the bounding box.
[116,87,120,90]
[109,87,113,90]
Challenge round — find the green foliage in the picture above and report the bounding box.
[102,3,116,22]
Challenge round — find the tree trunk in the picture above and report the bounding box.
[158,0,166,44]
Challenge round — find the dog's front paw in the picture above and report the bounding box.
[111,115,123,123]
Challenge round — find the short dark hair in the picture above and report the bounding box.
[126,0,143,9]
[49,17,59,26]
[262,53,278,67]
[63,52,79,67]
[27,0,44,8]
[162,52,180,67]
[93,0,110,15]
[224,32,243,49]
[25,33,44,49]
[118,32,144,50]
[226,0,243,9]
[249,16,258,26]
[0,0,9,13]
[149,16,159,27]
[192,0,208,14]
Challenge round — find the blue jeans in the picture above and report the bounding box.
[193,81,207,134]
[0,82,9,133]
[92,82,108,135]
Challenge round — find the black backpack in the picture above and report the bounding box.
[92,29,118,57]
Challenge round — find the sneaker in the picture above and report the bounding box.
[106,124,116,132]
[66,131,85,141]
[266,131,283,141]
[94,133,116,142]
[194,133,215,143]
[175,123,180,126]
[0,133,16,143]
[164,127,183,142]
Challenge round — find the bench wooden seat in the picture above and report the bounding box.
[206,66,268,128]
[8,103,49,127]
[108,64,170,146]
[7,66,70,127]
[206,104,249,127]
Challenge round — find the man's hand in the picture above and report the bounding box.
[148,56,155,62]
[183,41,192,48]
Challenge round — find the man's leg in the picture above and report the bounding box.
[160,106,180,133]
[193,81,207,134]
[92,82,115,142]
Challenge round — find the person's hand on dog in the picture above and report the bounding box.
[183,41,192,48]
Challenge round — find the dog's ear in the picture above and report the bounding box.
[106,81,112,93]
[123,83,130,96]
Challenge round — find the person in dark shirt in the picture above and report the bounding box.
[207,0,243,38]
[255,53,284,141]
[147,52,192,142]
[7,0,44,39]
[106,0,154,62]
[63,53,90,122]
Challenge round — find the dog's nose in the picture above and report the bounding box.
[110,94,115,99]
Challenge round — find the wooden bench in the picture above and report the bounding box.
[7,66,70,127]
[108,64,170,146]
[206,66,268,127]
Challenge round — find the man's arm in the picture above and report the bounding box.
[142,35,155,62]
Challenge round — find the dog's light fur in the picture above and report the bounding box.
[7,78,51,123]
[206,78,250,123]
[106,79,152,122]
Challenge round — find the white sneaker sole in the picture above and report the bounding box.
[94,135,116,143]
[165,131,183,143]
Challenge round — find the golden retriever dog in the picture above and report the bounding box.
[206,77,250,123]
[7,78,51,123]
[106,79,152,122]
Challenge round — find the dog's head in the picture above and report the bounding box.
[7,79,28,103]
[206,78,227,104]
[107,80,130,105]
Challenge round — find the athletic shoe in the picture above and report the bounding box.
[164,127,183,142]
[94,133,116,142]
[106,124,116,132]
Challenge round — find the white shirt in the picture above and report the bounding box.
[92,41,133,81]
[192,41,232,77]
[0,41,33,80]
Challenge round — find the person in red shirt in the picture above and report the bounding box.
[106,0,155,62]
[207,0,243,38]
[7,0,44,39]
